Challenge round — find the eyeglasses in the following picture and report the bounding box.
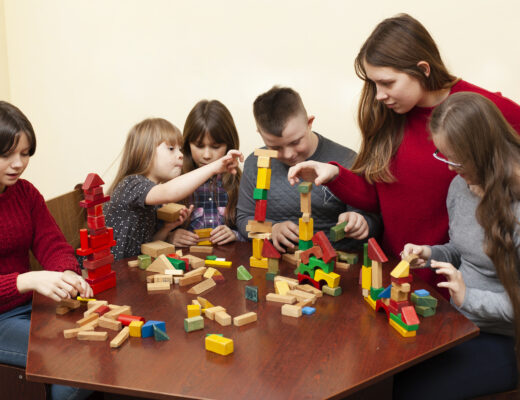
[433,149,462,168]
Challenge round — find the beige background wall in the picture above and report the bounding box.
[1,0,520,198]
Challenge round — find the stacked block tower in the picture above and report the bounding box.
[295,182,341,295]
[362,238,421,337]
[246,148,278,269]
[76,173,117,295]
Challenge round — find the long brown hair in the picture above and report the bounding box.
[430,92,520,383]
[108,118,182,195]
[352,13,457,183]
[182,100,241,227]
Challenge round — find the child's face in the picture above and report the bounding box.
[432,133,476,185]
[0,132,31,193]
[189,133,227,168]
[364,62,428,114]
[147,141,183,183]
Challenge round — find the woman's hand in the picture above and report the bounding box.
[287,160,339,186]
[431,260,466,307]
[17,270,93,302]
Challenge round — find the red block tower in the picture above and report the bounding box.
[76,173,117,295]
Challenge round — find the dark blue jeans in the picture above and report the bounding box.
[393,332,517,399]
[0,303,93,400]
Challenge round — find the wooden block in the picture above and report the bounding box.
[247,232,272,240]
[187,278,216,295]
[275,280,290,296]
[179,274,202,287]
[233,312,257,326]
[391,259,410,279]
[187,304,202,318]
[184,254,205,269]
[99,316,122,331]
[215,311,232,326]
[59,298,81,309]
[203,267,217,279]
[127,260,139,268]
[56,305,71,315]
[183,266,206,278]
[296,284,323,298]
[254,148,278,158]
[205,334,234,355]
[190,245,213,254]
[302,212,311,222]
[197,296,215,309]
[153,274,173,284]
[76,313,99,327]
[391,286,409,302]
[77,331,108,341]
[257,156,271,168]
[87,300,109,309]
[129,320,144,337]
[298,218,313,241]
[394,282,411,293]
[281,304,302,318]
[388,318,416,337]
[250,256,268,269]
[194,228,212,238]
[287,289,316,304]
[361,266,372,290]
[103,305,132,320]
[147,281,171,292]
[205,259,232,268]
[282,253,298,266]
[164,268,184,276]
[295,298,314,308]
[157,203,186,222]
[266,293,296,304]
[246,220,272,233]
[184,316,204,332]
[204,306,226,320]
[63,325,95,339]
[141,240,175,258]
[147,254,175,274]
[372,260,383,289]
[274,275,299,289]
[300,192,311,214]
[110,326,130,348]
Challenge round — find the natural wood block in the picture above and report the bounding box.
[300,192,311,214]
[336,261,351,271]
[127,260,139,268]
[147,254,175,274]
[63,325,94,339]
[147,281,171,292]
[296,284,323,298]
[287,289,316,304]
[76,313,99,327]
[87,300,108,309]
[187,278,216,295]
[99,316,122,331]
[77,331,108,341]
[233,312,257,327]
[266,293,297,304]
[179,274,203,287]
[183,267,206,278]
[141,240,175,259]
[215,311,232,326]
[153,274,173,284]
[157,203,186,222]
[110,326,130,348]
[275,280,290,296]
[103,305,132,320]
[254,148,278,158]
[204,306,226,320]
[56,305,71,315]
[281,304,302,318]
[246,220,272,233]
[59,298,81,309]
[257,156,271,168]
[189,245,213,254]
[274,276,299,289]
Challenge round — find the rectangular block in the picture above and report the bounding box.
[254,148,278,158]
[257,155,271,168]
[141,241,175,259]
[249,256,268,269]
[129,320,144,337]
[189,245,213,254]
[187,304,202,318]
[110,326,130,348]
[253,188,268,200]
[266,293,296,304]
[204,306,226,320]
[215,311,232,326]
[157,203,186,222]
[187,278,216,295]
[233,312,257,327]
[256,168,272,190]
[298,218,314,241]
[87,264,112,280]
[147,281,171,292]
[281,304,302,318]
[205,334,234,355]
[77,331,108,341]
[184,316,204,332]
[300,192,311,214]
[254,199,267,222]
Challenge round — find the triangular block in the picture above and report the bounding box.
[237,265,253,281]
[262,239,281,259]
[390,259,410,279]
[377,285,392,299]
[401,305,420,326]
[368,238,388,263]
[147,254,175,273]
[82,173,105,190]
[153,325,170,341]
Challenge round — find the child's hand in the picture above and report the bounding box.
[287,161,339,186]
[17,270,92,302]
[163,205,194,232]
[401,243,431,267]
[338,212,369,240]
[215,150,244,175]
[210,225,237,245]
[272,221,299,253]
[431,260,466,307]
[168,229,199,247]
[62,270,93,298]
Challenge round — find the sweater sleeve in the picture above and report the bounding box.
[459,286,513,323]
[429,243,462,268]
[236,154,257,239]
[29,183,80,274]
[325,162,380,213]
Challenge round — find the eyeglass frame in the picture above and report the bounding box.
[433,149,462,168]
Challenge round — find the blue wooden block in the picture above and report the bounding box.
[142,320,166,338]
[414,289,430,297]
[302,307,316,315]
[245,285,258,302]
[377,285,392,299]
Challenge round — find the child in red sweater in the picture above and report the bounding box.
[0,101,92,400]
[288,13,520,297]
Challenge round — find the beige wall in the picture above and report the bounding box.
[3,0,520,198]
[0,0,10,100]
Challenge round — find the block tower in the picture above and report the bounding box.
[76,173,117,295]
[246,148,278,269]
[295,182,341,294]
[362,238,421,337]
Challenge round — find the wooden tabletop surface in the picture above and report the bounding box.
[26,241,479,399]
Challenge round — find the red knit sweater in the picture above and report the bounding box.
[326,80,520,293]
[0,179,80,314]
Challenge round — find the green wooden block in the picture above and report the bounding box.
[184,316,204,332]
[205,333,223,337]
[253,188,268,200]
[237,265,253,281]
[415,305,436,317]
[411,293,438,308]
[299,239,313,251]
[298,182,312,193]
[390,313,419,331]
[266,272,277,281]
[138,254,151,270]
[330,222,346,242]
[298,262,315,279]
[363,243,371,267]
[167,257,186,271]
[153,324,170,341]
[370,287,385,301]
[337,251,358,264]
[206,255,217,260]
[322,285,342,297]
[308,256,334,274]
[245,285,258,302]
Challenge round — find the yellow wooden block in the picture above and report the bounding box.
[365,295,377,310]
[252,238,264,259]
[250,256,268,269]
[187,304,201,318]
[198,240,212,246]
[361,266,372,290]
[298,218,314,241]
[256,168,272,190]
[391,260,410,279]
[314,269,340,288]
[194,228,212,238]
[389,318,416,337]
[275,280,290,296]
[205,259,232,268]
[257,156,271,168]
[129,320,144,337]
[205,334,234,355]
[203,267,217,279]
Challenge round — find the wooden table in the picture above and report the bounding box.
[26,242,479,399]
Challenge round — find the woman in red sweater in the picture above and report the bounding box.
[288,13,520,297]
[0,101,93,399]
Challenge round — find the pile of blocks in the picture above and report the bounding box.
[411,289,438,317]
[265,275,322,318]
[76,173,117,295]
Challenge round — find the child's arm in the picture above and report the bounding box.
[153,206,193,242]
[145,150,243,206]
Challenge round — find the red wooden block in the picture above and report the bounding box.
[93,305,111,317]
[254,200,267,222]
[391,275,413,285]
[79,195,110,209]
[401,305,420,326]
[299,246,323,264]
[84,192,106,202]
[79,229,89,250]
[297,273,321,290]
[311,231,337,263]
[389,299,410,314]
[368,238,388,263]
[86,270,116,286]
[82,173,104,190]
[90,230,110,249]
[84,254,114,270]
[261,239,281,259]
[84,186,103,196]
[89,227,107,236]
[212,274,226,284]
[87,215,106,230]
[375,300,390,319]
[88,273,116,295]
[87,204,104,217]
[87,264,112,280]
[117,314,145,326]
[166,254,190,271]
[87,248,111,261]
